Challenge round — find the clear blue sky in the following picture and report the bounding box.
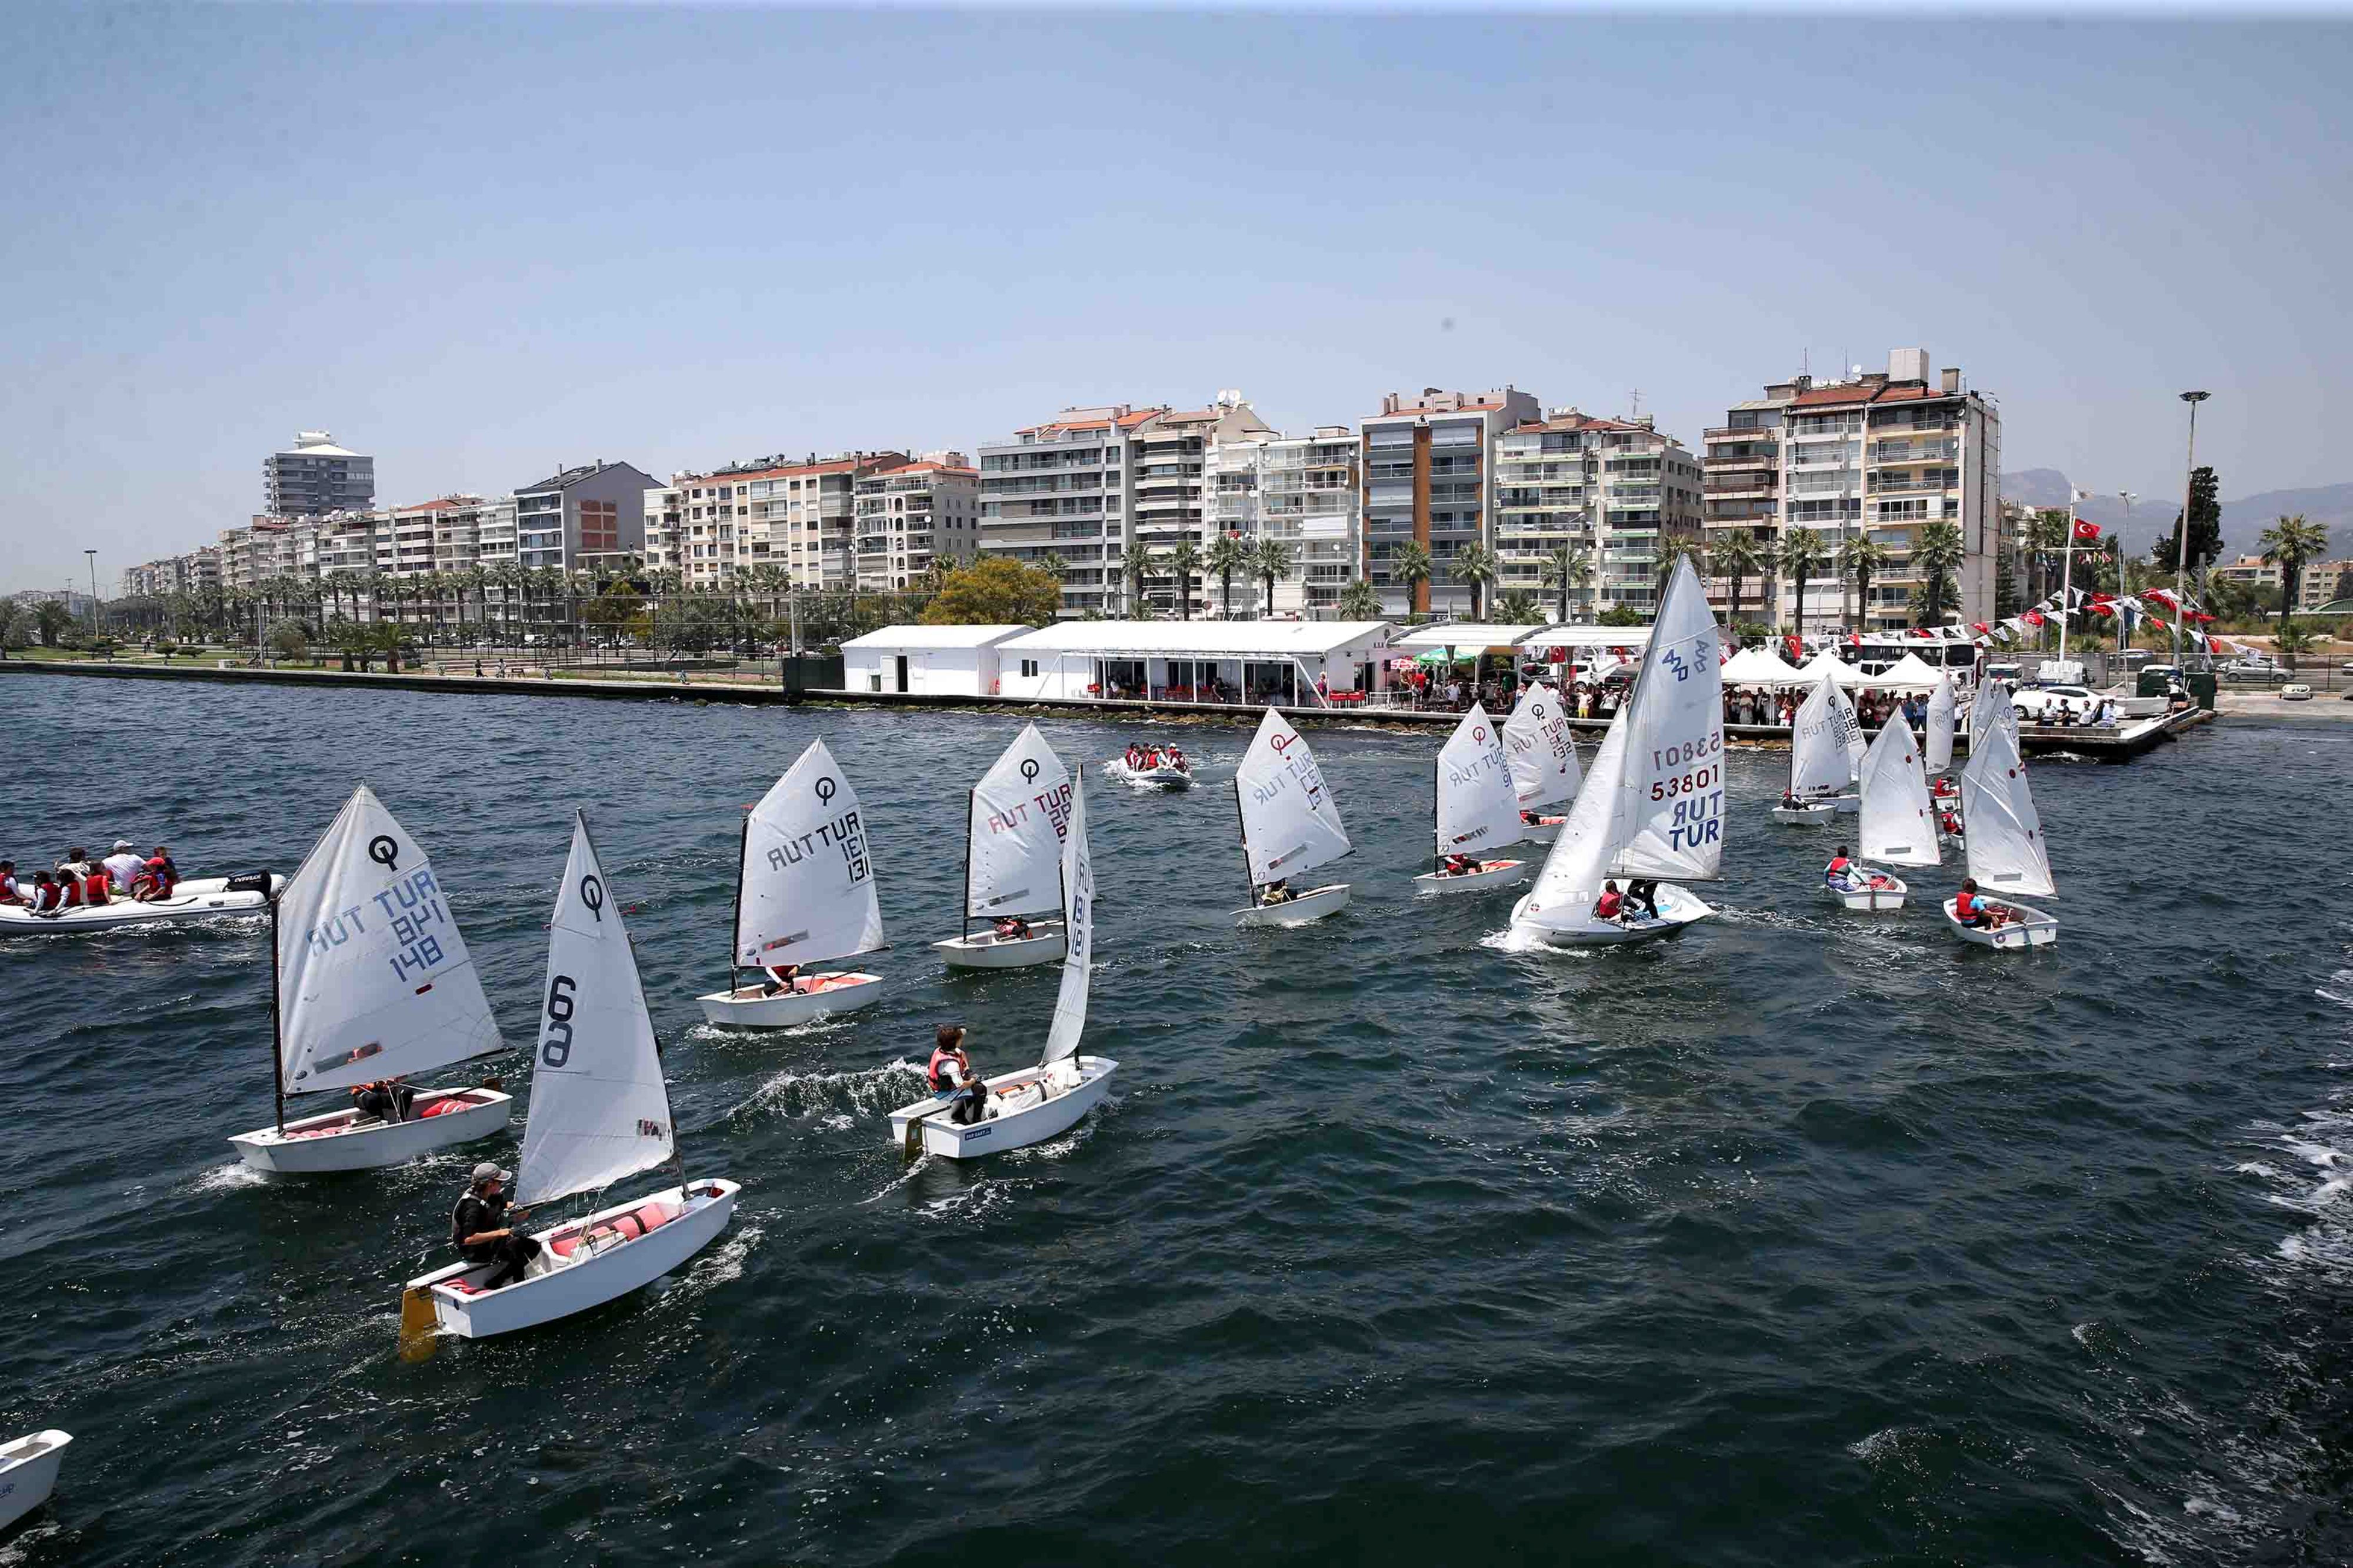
[3,6,2347,592]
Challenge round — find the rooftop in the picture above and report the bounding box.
[840,624,1035,650]
[517,459,648,494]
[1391,622,1555,650]
[999,619,1395,658]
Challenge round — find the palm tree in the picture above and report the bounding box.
[1165,540,1204,620]
[1498,588,1542,622]
[1713,532,1765,632]
[1841,535,1891,630]
[1541,542,1592,625]
[1207,532,1255,619]
[2024,509,2067,609]
[1119,541,1156,619]
[1914,521,1967,622]
[1337,578,1382,619]
[1391,539,1433,618]
[1654,534,1705,605]
[1254,536,1295,619]
[2257,513,2329,635]
[1451,542,1501,620]
[1777,526,1827,636]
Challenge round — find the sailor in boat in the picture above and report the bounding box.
[1954,878,2008,931]
[1441,852,1485,878]
[1125,745,1143,771]
[992,915,1034,940]
[102,840,144,896]
[1595,880,1626,923]
[26,871,66,917]
[0,860,20,905]
[132,847,179,902]
[1824,846,1854,889]
[948,1065,994,1126]
[927,1025,972,1100]
[1257,879,1293,906]
[758,962,802,997]
[75,861,113,908]
[1938,805,1965,839]
[1166,745,1187,772]
[1624,879,1659,920]
[450,1163,542,1287]
[351,1078,418,1124]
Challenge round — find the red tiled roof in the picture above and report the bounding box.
[1019,419,1111,435]
[870,461,977,478]
[1508,414,1651,435]
[391,496,468,513]
[1789,381,1954,408]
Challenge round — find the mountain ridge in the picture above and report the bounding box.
[2001,470,2352,558]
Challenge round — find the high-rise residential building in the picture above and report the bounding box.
[978,395,1274,616]
[1494,410,1702,620]
[674,451,912,590]
[215,516,322,589]
[264,432,375,517]
[2299,560,2353,611]
[1702,351,2002,633]
[512,460,656,575]
[854,453,981,590]
[1203,426,1363,616]
[641,483,697,585]
[1359,386,1542,618]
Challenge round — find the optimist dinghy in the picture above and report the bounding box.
[1947,717,2059,950]
[696,740,886,1027]
[1502,680,1579,844]
[1772,669,1864,823]
[935,723,1073,971]
[227,786,511,1174]
[0,1430,72,1532]
[0,873,283,937]
[401,813,739,1347]
[1925,673,1958,778]
[890,772,1116,1159]
[1510,556,1724,950]
[1232,708,1352,926]
[1414,704,1527,895]
[1828,714,1942,912]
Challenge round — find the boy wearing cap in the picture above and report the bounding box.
[450,1163,542,1287]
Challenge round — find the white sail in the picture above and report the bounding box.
[1608,555,1727,882]
[1502,680,1580,809]
[1856,716,1941,868]
[1925,674,1958,775]
[736,739,884,969]
[1518,708,1629,922]
[1969,675,2019,758]
[1434,703,1523,856]
[1959,722,2056,899]
[1041,774,1094,1069]
[965,723,1072,919]
[275,785,504,1096]
[1235,707,1352,886]
[515,814,675,1209]
[1788,672,1865,800]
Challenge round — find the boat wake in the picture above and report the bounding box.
[1479,924,1564,956]
[732,1060,924,1125]
[192,1162,269,1193]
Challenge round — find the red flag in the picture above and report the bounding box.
[2072,519,2100,542]
[2024,610,2047,626]
[1785,634,1803,660]
[1972,621,1990,634]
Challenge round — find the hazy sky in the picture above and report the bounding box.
[4,6,2347,592]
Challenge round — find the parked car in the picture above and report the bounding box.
[2281,683,2315,701]
[2011,684,2100,722]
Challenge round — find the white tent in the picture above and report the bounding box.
[1792,650,1868,689]
[1873,652,1949,692]
[1722,647,1799,686]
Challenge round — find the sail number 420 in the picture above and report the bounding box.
[542,974,578,1067]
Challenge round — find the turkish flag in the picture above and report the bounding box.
[2024,610,2047,626]
[2072,519,2101,542]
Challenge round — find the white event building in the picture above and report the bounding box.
[839,625,1033,696]
[983,620,1397,706]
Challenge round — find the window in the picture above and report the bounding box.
[1019,659,1040,679]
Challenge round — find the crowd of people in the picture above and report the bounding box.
[1723,686,1940,729]
[1121,743,1189,775]
[0,840,178,915]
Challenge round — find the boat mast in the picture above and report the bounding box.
[726,815,747,996]
[268,888,286,1133]
[1431,753,1441,877]
[1232,779,1254,906]
[960,786,975,940]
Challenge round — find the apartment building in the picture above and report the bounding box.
[215,516,322,590]
[513,460,656,575]
[1493,410,1702,619]
[674,451,912,590]
[2299,559,2353,610]
[977,395,1273,616]
[2211,555,2284,594]
[1359,386,1542,618]
[1701,351,2002,632]
[1204,426,1363,616]
[854,453,981,590]
[264,432,375,517]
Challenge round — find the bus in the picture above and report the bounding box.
[1837,635,1981,679]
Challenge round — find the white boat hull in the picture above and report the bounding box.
[1942,896,2058,949]
[228,1087,512,1173]
[1823,871,1908,911]
[1233,883,1349,927]
[1412,859,1528,895]
[888,1056,1118,1160]
[933,923,1066,970]
[1105,759,1193,789]
[407,1179,740,1339]
[1517,815,1565,844]
[696,972,883,1026]
[0,875,284,937]
[1771,803,1838,825]
[1511,883,1715,949]
[1832,793,1860,813]
[0,1430,71,1532]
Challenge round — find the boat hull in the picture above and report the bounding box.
[1771,803,1838,825]
[1517,816,1565,843]
[228,1087,512,1173]
[934,924,1066,970]
[1511,883,1715,949]
[1823,871,1908,911]
[696,972,883,1026]
[1412,860,1528,895]
[1942,896,2058,949]
[1233,883,1349,927]
[1106,759,1192,789]
[0,875,285,938]
[888,1056,1118,1160]
[0,1430,72,1532]
[406,1179,740,1339]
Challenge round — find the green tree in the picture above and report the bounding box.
[920,555,1064,626]
[1598,605,1647,627]
[1777,526,1827,636]
[1914,520,1967,621]
[1994,548,2023,620]
[1540,541,1592,625]
[1165,540,1204,620]
[2257,512,2330,634]
[1391,539,1433,617]
[1254,536,1295,618]
[34,599,73,647]
[1713,532,1765,631]
[1207,532,1254,618]
[1841,534,1890,629]
[2151,466,2224,581]
[1336,579,1382,619]
[1498,588,1542,622]
[1119,542,1156,619]
[1654,533,1705,606]
[268,621,309,661]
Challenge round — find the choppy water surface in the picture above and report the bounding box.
[2,672,2349,1566]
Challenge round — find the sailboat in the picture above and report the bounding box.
[1925,672,1962,833]
[1502,679,1581,842]
[227,786,512,1174]
[1510,556,1724,949]
[934,723,1073,971]
[1771,669,1865,823]
[402,813,740,1342]
[696,739,885,1026]
[1232,708,1353,926]
[889,771,1117,1159]
[0,1429,72,1532]
[1833,717,1940,911]
[1414,703,1527,895]
[1945,719,2059,949]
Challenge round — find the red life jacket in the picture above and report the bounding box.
[144,858,175,895]
[927,1047,965,1092]
[1955,889,1980,918]
[82,871,111,904]
[1827,856,1850,875]
[34,882,64,912]
[1595,890,1623,919]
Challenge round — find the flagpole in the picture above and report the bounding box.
[2058,496,2076,666]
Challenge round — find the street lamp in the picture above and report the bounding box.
[2171,391,2211,664]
